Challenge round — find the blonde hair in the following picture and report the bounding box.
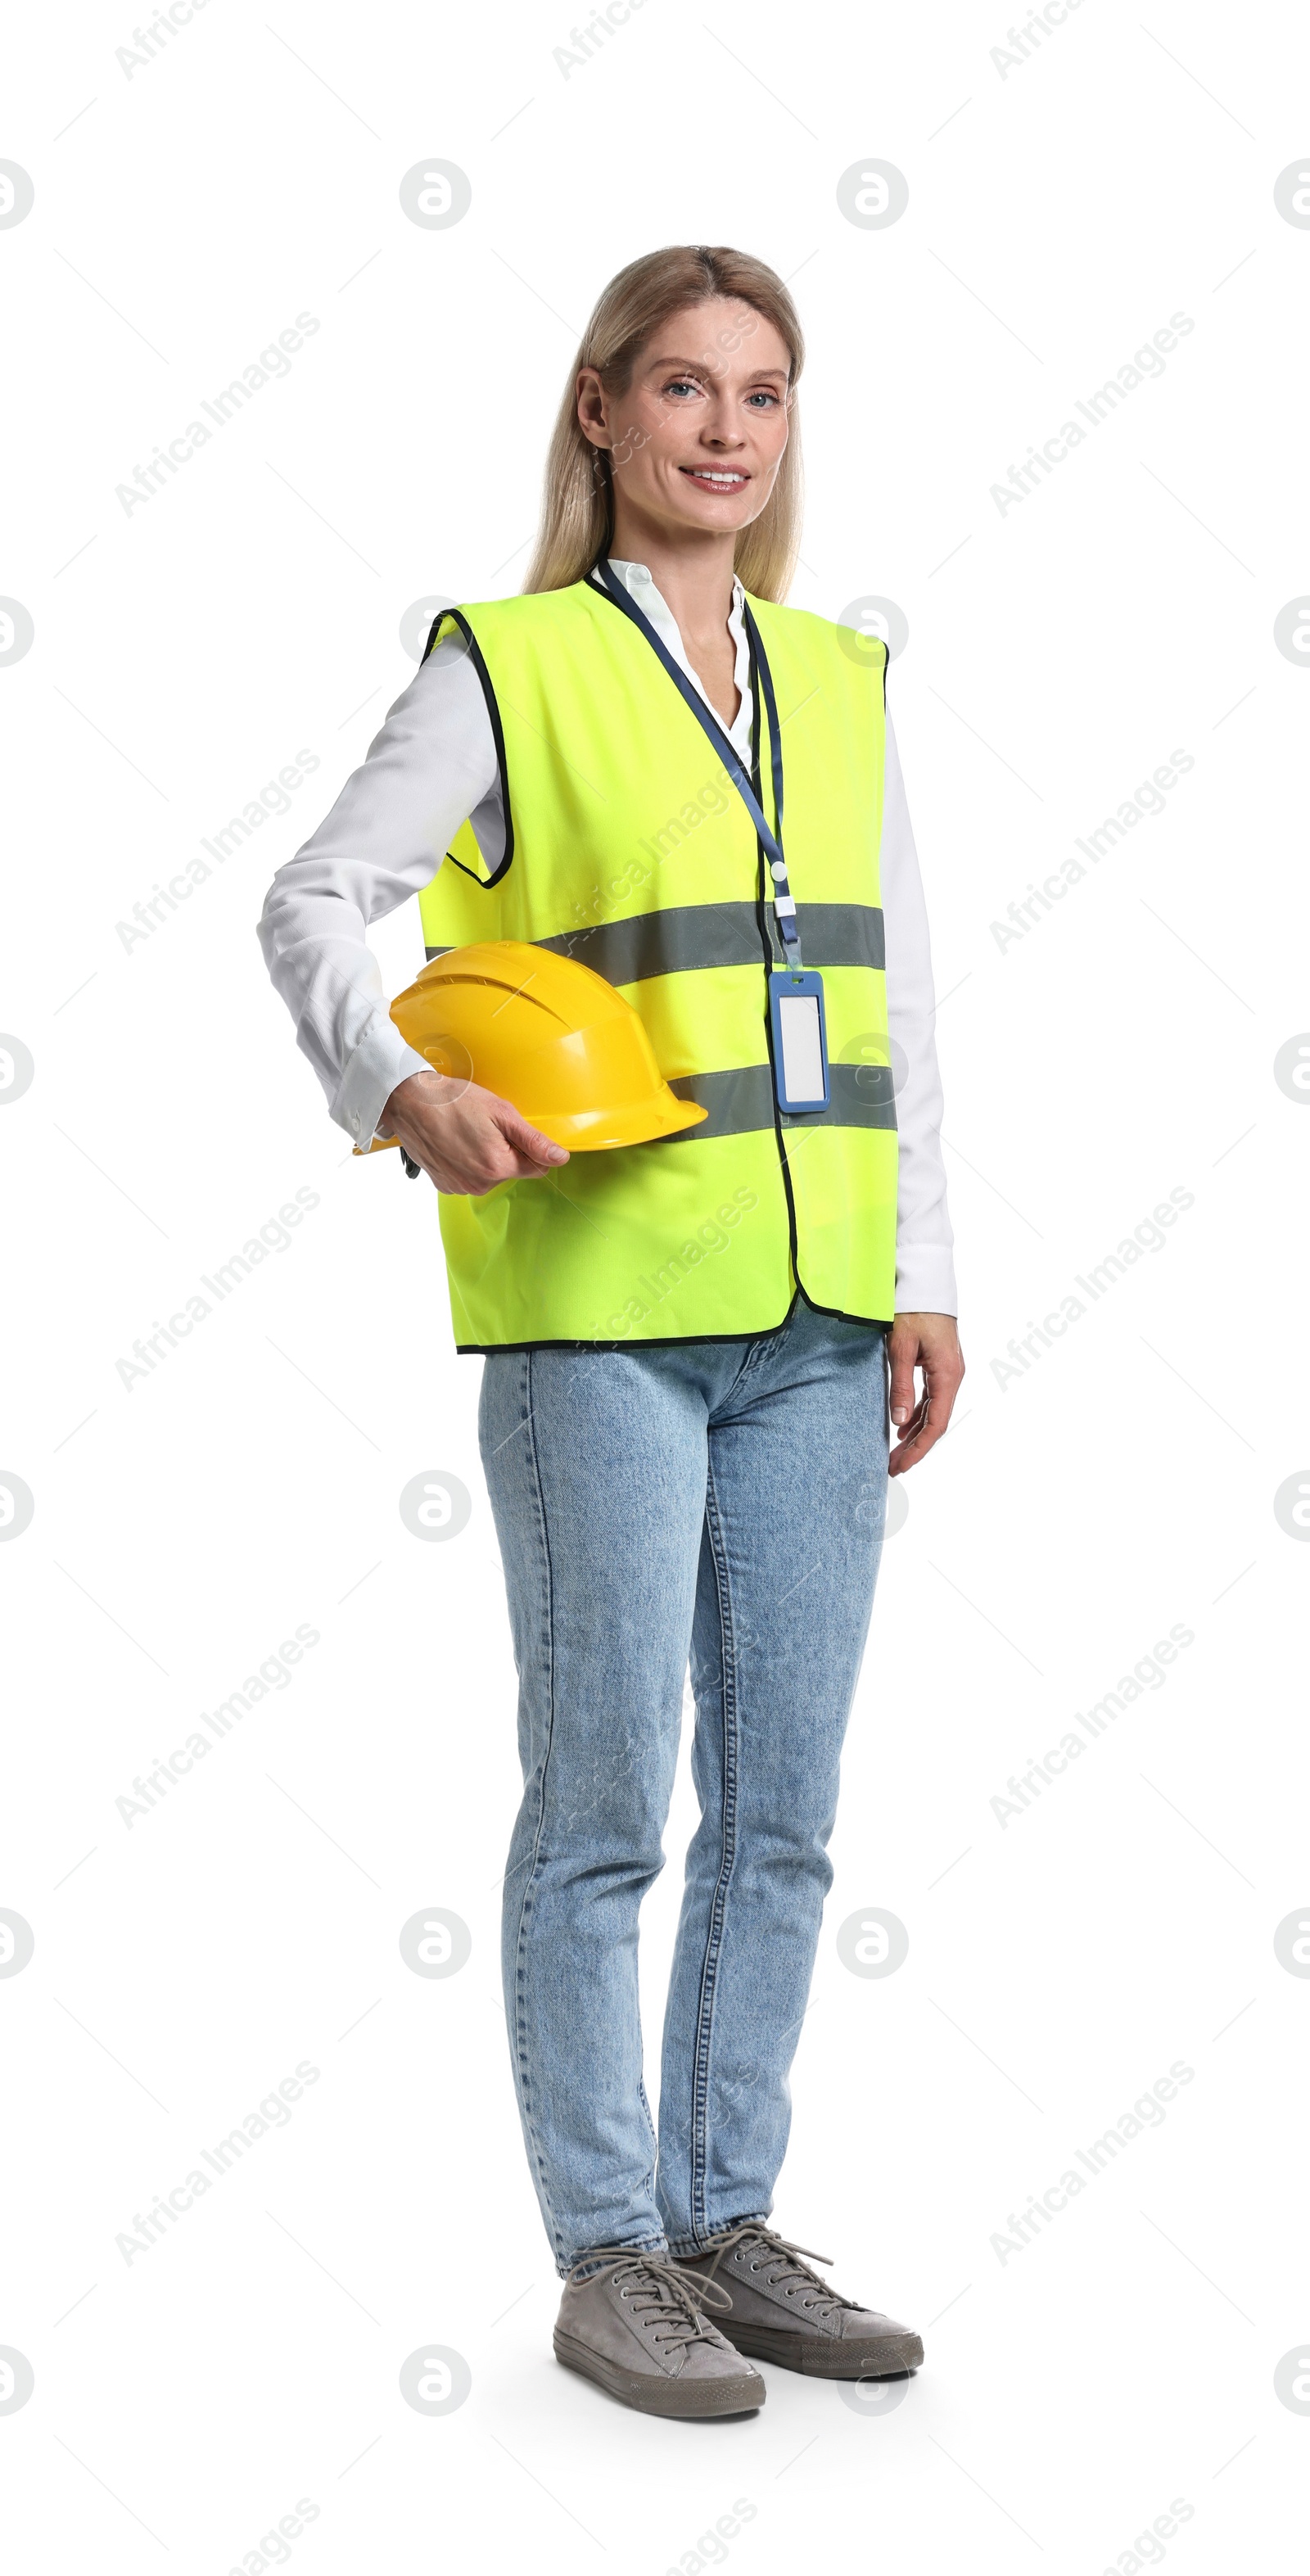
[523,245,805,603]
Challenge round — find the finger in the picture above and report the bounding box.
[889,1405,929,1471]
[502,1148,567,1178]
[400,1141,447,1191]
[892,1393,929,1448]
[494,1103,569,1166]
[889,1371,960,1472]
[888,1340,920,1427]
[389,1124,494,1192]
[889,1422,934,1475]
[445,1146,568,1195]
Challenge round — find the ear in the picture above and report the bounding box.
[576,365,611,449]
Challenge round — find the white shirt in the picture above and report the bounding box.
[257,560,957,1314]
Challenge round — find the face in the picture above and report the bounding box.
[576,297,792,541]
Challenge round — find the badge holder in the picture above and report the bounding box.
[767,965,830,1113]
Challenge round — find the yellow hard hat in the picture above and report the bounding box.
[362,938,708,1153]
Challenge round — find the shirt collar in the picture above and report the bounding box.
[606,557,746,618]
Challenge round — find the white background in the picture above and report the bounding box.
[2,1,1309,2567]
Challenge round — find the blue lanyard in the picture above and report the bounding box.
[590,558,802,962]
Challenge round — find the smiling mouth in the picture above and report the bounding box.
[680,466,749,489]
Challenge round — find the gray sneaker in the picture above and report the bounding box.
[679,2224,924,2379]
[553,2247,767,2418]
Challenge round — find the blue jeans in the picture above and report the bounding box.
[478,1295,889,2274]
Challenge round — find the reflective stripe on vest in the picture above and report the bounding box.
[427,897,886,983]
[416,580,897,1350]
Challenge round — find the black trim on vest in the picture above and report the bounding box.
[422,608,515,890]
[424,900,885,983]
[452,1292,893,1358]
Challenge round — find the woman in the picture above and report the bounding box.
[258,244,963,2420]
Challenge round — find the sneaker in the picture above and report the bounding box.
[679,2224,924,2378]
[553,2247,767,2418]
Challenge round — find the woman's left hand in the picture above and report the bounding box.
[887,1312,964,1476]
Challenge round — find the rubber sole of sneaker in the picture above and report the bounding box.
[553,2329,766,2417]
[715,2319,924,2377]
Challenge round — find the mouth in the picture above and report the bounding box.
[679,466,750,495]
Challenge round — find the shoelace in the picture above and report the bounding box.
[692,2223,855,2320]
[564,2248,733,2354]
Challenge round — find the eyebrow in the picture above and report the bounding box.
[644,354,790,381]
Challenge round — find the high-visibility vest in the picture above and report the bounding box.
[417,577,897,1351]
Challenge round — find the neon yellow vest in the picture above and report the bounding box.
[417,579,896,1350]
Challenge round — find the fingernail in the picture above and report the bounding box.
[891,1406,908,1424]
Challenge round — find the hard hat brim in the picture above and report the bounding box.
[531,1095,709,1150]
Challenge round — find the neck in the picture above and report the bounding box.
[607,504,737,640]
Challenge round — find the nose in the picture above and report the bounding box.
[700,408,745,450]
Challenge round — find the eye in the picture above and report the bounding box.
[746,389,781,408]
[662,377,702,400]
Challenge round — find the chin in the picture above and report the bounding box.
[668,490,756,531]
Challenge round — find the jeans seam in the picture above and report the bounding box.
[687,1455,742,2240]
[727,1312,787,1395]
[508,1346,568,2271]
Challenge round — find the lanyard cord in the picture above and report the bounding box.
[743,603,800,965]
[590,558,803,966]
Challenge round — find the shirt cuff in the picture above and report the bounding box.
[894,1243,960,1317]
[332,1019,431,1151]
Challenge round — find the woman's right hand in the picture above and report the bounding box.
[380,1068,569,1194]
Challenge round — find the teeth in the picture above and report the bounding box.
[691,470,745,483]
